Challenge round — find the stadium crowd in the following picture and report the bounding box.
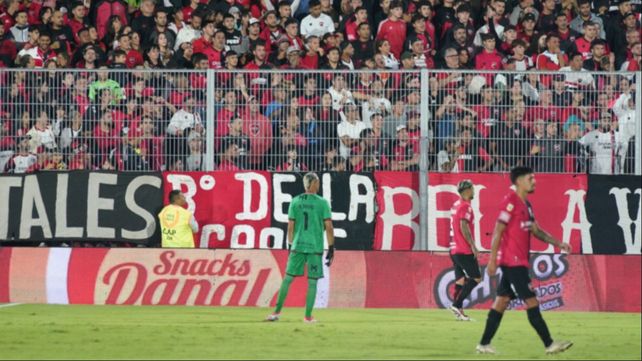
[0,0,640,175]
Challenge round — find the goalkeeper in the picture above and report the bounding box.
[266,172,335,323]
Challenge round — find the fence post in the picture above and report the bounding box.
[634,71,642,175]
[204,69,216,171]
[418,69,430,251]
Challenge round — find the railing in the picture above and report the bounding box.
[0,69,639,175]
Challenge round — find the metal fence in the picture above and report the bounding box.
[0,69,639,175]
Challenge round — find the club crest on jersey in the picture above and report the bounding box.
[506,203,514,211]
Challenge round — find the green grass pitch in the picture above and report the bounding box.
[0,304,639,360]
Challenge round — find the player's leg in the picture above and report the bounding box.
[516,269,572,354]
[452,255,482,310]
[303,253,324,322]
[450,254,465,301]
[477,268,513,353]
[268,252,305,320]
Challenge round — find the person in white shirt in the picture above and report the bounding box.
[4,136,37,174]
[361,79,392,128]
[559,52,595,90]
[27,109,57,152]
[327,74,354,111]
[300,0,335,38]
[167,96,203,136]
[438,138,461,172]
[579,109,634,175]
[337,102,367,158]
[174,12,203,51]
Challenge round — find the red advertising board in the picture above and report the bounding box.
[0,247,639,312]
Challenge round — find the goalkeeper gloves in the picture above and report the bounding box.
[325,245,335,267]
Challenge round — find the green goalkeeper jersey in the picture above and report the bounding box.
[288,193,332,254]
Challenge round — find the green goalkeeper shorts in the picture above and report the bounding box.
[285,251,324,279]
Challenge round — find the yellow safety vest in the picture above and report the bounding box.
[158,205,195,248]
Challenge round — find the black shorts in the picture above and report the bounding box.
[497,266,537,300]
[450,253,482,280]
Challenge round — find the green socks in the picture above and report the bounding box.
[274,276,318,319]
[305,278,318,318]
[274,275,293,314]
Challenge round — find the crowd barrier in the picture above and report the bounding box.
[0,247,639,312]
[1,171,640,254]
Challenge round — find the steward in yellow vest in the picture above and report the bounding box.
[158,190,199,248]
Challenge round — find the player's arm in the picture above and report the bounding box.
[460,219,479,258]
[487,221,506,276]
[530,222,572,253]
[189,215,199,233]
[287,219,295,250]
[324,218,335,266]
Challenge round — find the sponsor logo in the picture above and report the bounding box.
[434,254,569,310]
[94,250,282,306]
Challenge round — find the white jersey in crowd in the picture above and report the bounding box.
[174,25,203,51]
[559,67,595,89]
[167,109,202,135]
[27,126,57,152]
[337,118,367,159]
[7,153,38,173]
[361,97,392,128]
[579,93,635,175]
[327,86,354,111]
[300,13,335,38]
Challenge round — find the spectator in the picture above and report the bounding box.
[350,128,389,171]
[551,13,580,54]
[509,0,539,26]
[572,21,600,60]
[339,40,355,69]
[175,11,202,51]
[351,22,374,68]
[88,67,124,103]
[516,12,539,56]
[300,35,322,69]
[93,0,128,41]
[218,140,241,171]
[475,32,503,84]
[376,0,406,59]
[375,39,399,69]
[337,101,366,158]
[342,6,368,41]
[437,138,461,172]
[276,146,308,171]
[27,109,57,153]
[390,124,419,171]
[578,111,630,175]
[620,40,641,71]
[570,0,606,39]
[582,39,613,71]
[242,95,273,169]
[301,0,335,38]
[223,113,250,169]
[537,0,557,34]
[117,129,150,171]
[560,51,595,89]
[185,130,204,171]
[4,135,37,173]
[10,10,29,46]
[222,13,243,55]
[529,120,565,172]
[17,30,56,67]
[167,96,203,137]
[130,0,154,45]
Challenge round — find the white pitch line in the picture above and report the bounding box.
[0,303,22,309]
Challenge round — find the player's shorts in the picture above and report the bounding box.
[497,266,537,300]
[450,253,482,280]
[285,251,324,279]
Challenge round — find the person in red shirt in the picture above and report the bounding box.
[448,179,482,322]
[477,166,573,355]
[572,21,598,60]
[300,35,322,69]
[475,32,503,86]
[536,33,568,87]
[192,20,215,54]
[376,0,406,59]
